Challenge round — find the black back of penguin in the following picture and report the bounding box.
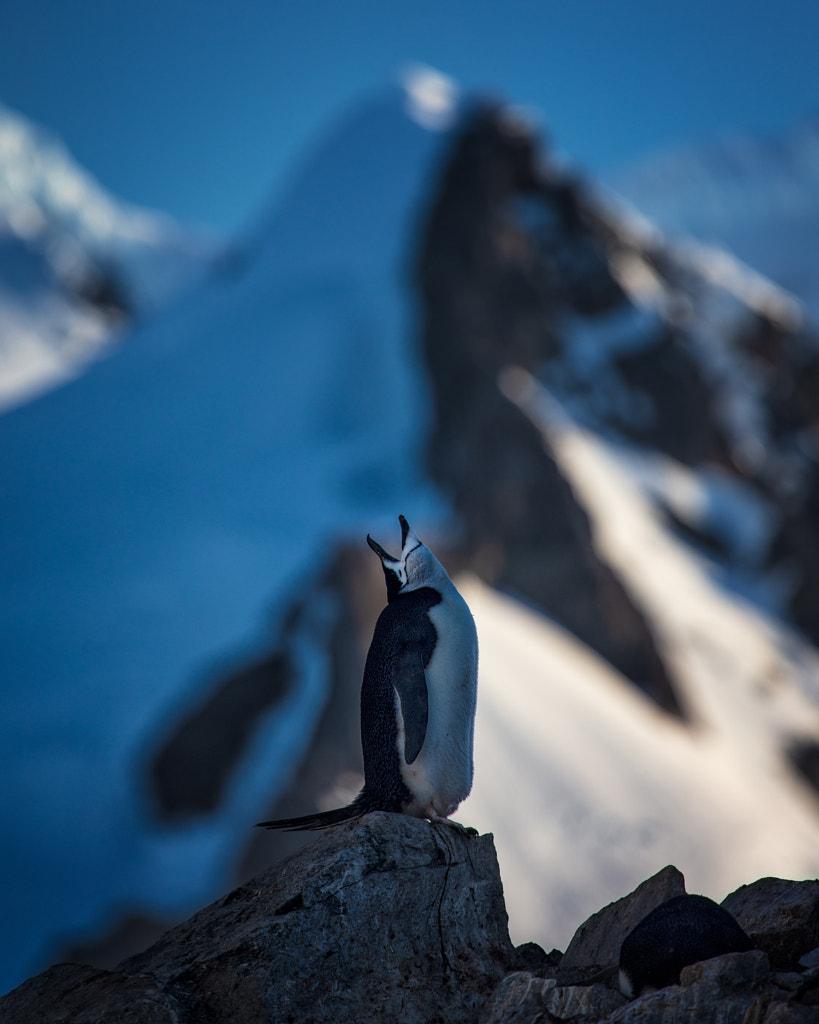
[256,516,478,831]
[618,894,753,997]
[357,586,442,814]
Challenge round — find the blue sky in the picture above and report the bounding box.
[1,1,817,236]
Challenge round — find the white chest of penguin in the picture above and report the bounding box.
[396,586,478,819]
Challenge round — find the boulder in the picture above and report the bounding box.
[722,878,819,970]
[480,972,626,1024]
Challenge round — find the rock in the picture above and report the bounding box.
[722,878,819,970]
[0,814,513,1024]
[556,865,686,983]
[0,962,187,1024]
[509,941,561,975]
[771,972,805,992]
[480,973,559,1024]
[678,950,770,992]
[127,813,512,1024]
[742,997,819,1024]
[544,982,626,1020]
[799,948,819,970]
[479,973,625,1024]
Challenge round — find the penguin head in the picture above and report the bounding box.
[367,516,448,602]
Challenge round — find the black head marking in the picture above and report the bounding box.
[367,516,439,602]
[367,532,403,602]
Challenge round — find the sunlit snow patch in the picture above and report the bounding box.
[401,65,459,132]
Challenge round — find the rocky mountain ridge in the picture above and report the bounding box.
[2,815,817,1024]
[413,102,819,661]
[605,115,819,321]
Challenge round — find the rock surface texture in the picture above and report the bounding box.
[4,823,819,1024]
[722,878,819,971]
[0,814,513,1024]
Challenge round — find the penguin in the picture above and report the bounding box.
[256,515,478,831]
[618,894,753,997]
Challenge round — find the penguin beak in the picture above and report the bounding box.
[399,515,422,555]
[368,517,421,566]
[366,533,397,564]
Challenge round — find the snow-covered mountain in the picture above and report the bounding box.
[605,117,819,322]
[0,102,217,409]
[2,72,819,999]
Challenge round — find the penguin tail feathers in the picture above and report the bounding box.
[255,794,373,832]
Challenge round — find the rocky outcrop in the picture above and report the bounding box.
[1,815,512,1024]
[5,817,819,1024]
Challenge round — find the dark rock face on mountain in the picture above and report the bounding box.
[413,101,819,680]
[414,105,682,716]
[5,822,819,1024]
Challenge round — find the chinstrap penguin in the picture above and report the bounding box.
[618,894,753,997]
[257,515,478,831]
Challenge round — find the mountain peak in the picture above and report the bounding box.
[399,65,460,132]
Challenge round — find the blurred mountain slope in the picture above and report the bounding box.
[0,101,217,408]
[605,116,819,321]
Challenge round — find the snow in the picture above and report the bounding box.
[0,102,217,411]
[586,195,812,495]
[401,65,460,132]
[0,272,113,407]
[0,101,215,311]
[546,305,662,430]
[605,117,819,322]
[0,79,455,994]
[462,373,819,950]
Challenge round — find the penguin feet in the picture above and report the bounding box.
[427,812,478,836]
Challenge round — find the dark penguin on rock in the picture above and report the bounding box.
[618,894,754,997]
[257,515,478,831]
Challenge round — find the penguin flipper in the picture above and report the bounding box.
[391,644,429,764]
